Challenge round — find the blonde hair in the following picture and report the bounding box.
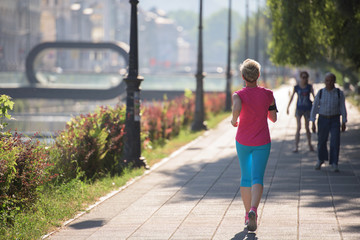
[240,59,261,82]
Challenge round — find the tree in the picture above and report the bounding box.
[267,0,360,86]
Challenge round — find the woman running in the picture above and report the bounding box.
[231,59,277,232]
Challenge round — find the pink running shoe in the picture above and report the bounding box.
[247,210,257,231]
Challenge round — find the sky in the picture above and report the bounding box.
[140,0,266,17]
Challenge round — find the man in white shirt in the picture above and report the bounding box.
[310,73,347,172]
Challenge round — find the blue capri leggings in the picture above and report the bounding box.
[236,141,271,187]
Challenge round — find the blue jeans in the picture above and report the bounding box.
[317,115,340,165]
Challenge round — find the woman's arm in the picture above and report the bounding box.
[231,93,241,127]
[311,85,315,99]
[268,98,277,123]
[286,88,295,115]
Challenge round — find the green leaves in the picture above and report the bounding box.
[0,133,53,226]
[267,0,360,76]
[268,0,318,65]
[0,95,14,130]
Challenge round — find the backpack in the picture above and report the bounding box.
[319,88,340,100]
[319,88,340,107]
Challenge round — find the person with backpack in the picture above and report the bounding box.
[310,73,347,172]
[286,71,315,152]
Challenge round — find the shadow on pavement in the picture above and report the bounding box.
[156,124,359,201]
[156,120,359,235]
[231,229,258,240]
[342,224,360,233]
[69,219,105,229]
[157,154,240,202]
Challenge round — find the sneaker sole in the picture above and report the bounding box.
[247,211,257,232]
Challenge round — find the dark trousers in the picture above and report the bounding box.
[317,115,340,165]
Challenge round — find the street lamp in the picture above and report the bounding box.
[225,0,232,111]
[123,0,148,169]
[191,0,207,131]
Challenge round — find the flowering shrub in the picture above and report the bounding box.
[141,90,194,143]
[204,92,226,117]
[0,133,53,225]
[51,105,127,181]
[142,91,225,144]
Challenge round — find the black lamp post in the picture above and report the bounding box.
[123,0,148,169]
[192,0,207,131]
[225,0,232,111]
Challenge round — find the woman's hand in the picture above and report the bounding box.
[231,119,238,127]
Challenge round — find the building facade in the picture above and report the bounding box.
[0,0,192,74]
[0,0,41,71]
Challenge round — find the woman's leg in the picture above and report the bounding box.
[294,115,301,152]
[236,142,252,214]
[251,184,263,209]
[304,114,314,151]
[240,187,251,214]
[251,143,271,208]
[247,143,271,231]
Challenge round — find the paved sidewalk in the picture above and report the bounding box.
[49,85,360,240]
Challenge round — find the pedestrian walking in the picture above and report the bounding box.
[310,73,347,172]
[231,59,277,232]
[286,71,315,152]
